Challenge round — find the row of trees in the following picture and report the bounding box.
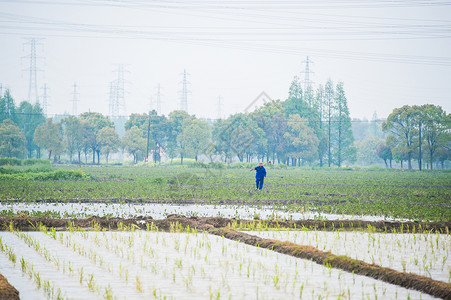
[117,77,356,167]
[0,90,46,158]
[1,83,448,168]
[380,105,450,170]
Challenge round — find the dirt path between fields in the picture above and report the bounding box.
[0,215,449,232]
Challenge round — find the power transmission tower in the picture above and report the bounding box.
[217,96,223,119]
[156,83,162,115]
[108,81,116,117]
[148,94,154,112]
[301,56,314,91]
[179,69,191,112]
[109,65,128,117]
[41,84,50,116]
[23,38,44,105]
[71,82,80,116]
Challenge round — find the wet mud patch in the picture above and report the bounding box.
[0,274,19,300]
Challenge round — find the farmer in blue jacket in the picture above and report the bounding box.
[250,162,269,190]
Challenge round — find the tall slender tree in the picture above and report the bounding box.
[334,82,356,166]
[324,79,334,167]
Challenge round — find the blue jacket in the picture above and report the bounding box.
[254,166,266,179]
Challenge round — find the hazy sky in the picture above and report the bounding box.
[0,0,450,120]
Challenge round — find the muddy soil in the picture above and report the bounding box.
[0,215,449,233]
[0,274,19,300]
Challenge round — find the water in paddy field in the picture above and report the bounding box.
[249,230,451,283]
[0,202,411,221]
[0,231,439,299]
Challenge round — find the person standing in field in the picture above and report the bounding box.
[250,162,268,190]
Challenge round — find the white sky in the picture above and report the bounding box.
[0,0,450,120]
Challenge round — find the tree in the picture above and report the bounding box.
[98,127,120,164]
[253,101,285,163]
[386,135,409,168]
[15,101,46,158]
[382,105,419,169]
[213,113,264,163]
[0,119,25,158]
[167,110,194,164]
[376,144,393,168]
[355,136,383,166]
[81,120,94,164]
[0,89,16,124]
[62,116,85,163]
[333,82,356,166]
[324,79,334,167]
[33,118,64,161]
[435,147,449,169]
[419,104,450,170]
[313,84,326,166]
[148,111,169,164]
[79,112,114,164]
[283,76,303,115]
[178,119,211,161]
[284,115,319,165]
[122,126,146,163]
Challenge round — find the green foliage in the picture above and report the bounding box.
[0,157,23,166]
[0,89,16,123]
[0,168,91,181]
[383,104,449,170]
[383,105,420,169]
[333,82,356,166]
[1,165,448,221]
[376,144,393,168]
[79,112,115,164]
[23,159,51,166]
[178,118,211,162]
[122,126,146,164]
[356,136,384,166]
[0,119,25,158]
[15,101,46,158]
[33,118,64,161]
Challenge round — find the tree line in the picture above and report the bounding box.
[0,77,449,169]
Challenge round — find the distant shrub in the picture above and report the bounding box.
[0,169,92,181]
[0,167,19,174]
[0,158,22,166]
[23,159,51,166]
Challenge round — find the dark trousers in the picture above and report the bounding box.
[256,177,264,190]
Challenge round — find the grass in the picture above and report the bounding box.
[0,164,449,221]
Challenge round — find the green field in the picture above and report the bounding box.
[1,164,450,222]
